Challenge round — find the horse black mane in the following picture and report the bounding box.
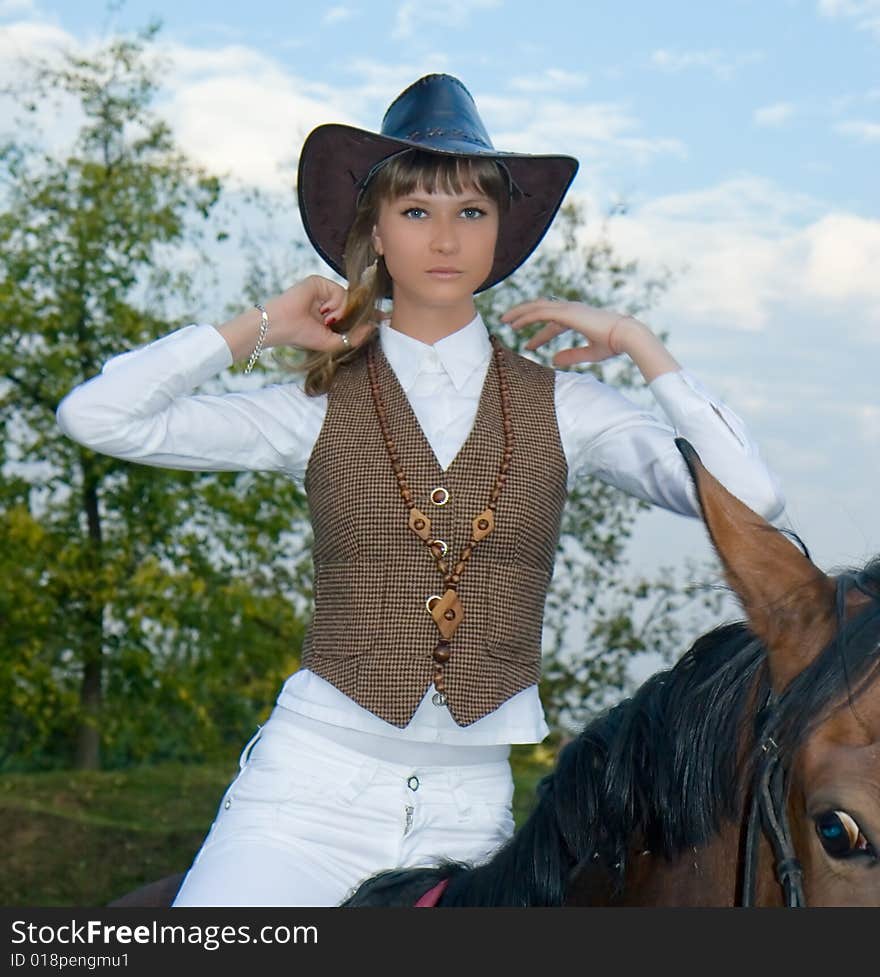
[343,559,880,907]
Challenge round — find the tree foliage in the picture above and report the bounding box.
[0,24,308,771]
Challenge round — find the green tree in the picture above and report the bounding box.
[0,23,308,771]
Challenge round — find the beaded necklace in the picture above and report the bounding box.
[366,335,514,702]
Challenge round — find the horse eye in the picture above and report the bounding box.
[814,810,873,858]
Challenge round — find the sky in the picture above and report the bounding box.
[1,0,879,623]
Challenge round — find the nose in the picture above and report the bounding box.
[430,214,459,254]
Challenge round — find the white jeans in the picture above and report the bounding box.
[172,706,515,907]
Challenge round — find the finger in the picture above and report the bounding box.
[553,344,613,368]
[505,309,563,331]
[501,298,567,321]
[502,303,564,326]
[524,321,567,349]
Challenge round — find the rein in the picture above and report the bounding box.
[740,692,806,907]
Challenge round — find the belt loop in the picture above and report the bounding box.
[238,724,263,770]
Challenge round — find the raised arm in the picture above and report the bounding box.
[502,299,785,520]
[56,276,372,475]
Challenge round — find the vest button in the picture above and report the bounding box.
[430,486,450,506]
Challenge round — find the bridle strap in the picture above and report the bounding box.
[740,776,762,906]
[739,698,806,908]
[758,743,806,907]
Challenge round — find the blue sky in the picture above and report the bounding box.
[2,0,879,603]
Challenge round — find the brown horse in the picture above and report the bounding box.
[110,440,880,907]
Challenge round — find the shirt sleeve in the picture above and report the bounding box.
[55,323,326,484]
[555,367,785,520]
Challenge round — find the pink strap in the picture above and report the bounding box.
[414,878,450,907]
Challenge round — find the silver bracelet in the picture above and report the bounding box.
[244,304,269,374]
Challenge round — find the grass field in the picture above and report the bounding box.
[0,743,556,907]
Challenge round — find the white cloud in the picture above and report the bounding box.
[818,0,880,38]
[800,211,880,305]
[159,42,360,191]
[508,69,589,93]
[481,95,687,168]
[342,57,451,104]
[834,118,880,141]
[392,0,501,40]
[754,102,796,126]
[0,18,92,154]
[0,15,72,77]
[650,48,764,81]
[591,177,880,336]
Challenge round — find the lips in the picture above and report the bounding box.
[427,268,462,276]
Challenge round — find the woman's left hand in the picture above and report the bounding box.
[500,299,638,368]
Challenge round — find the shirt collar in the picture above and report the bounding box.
[379,312,492,393]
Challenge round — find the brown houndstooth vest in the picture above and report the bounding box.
[302,335,568,727]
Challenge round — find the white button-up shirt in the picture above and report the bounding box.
[56,313,784,748]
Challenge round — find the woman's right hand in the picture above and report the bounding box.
[268,275,375,352]
[217,275,376,364]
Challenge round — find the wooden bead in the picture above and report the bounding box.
[432,644,451,664]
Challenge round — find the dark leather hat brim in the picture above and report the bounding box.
[297,123,579,293]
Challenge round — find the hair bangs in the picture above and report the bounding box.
[373,149,511,210]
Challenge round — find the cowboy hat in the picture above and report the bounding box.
[297,73,579,293]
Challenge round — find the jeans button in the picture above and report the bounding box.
[407,775,420,791]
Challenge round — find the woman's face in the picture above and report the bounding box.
[371,183,499,310]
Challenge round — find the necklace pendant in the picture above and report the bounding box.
[408,507,433,541]
[472,508,495,541]
[431,588,463,639]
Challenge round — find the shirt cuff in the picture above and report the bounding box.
[648,369,748,449]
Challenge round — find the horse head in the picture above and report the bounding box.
[676,438,880,906]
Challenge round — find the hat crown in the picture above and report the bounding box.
[380,73,496,153]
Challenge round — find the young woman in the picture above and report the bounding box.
[56,74,784,907]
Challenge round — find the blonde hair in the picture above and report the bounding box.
[299,149,511,397]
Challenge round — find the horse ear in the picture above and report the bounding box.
[675,438,835,692]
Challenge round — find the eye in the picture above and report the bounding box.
[814,810,876,859]
[461,207,486,219]
[402,207,427,219]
